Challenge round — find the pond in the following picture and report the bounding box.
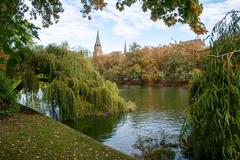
[64,85,189,159]
[19,85,189,159]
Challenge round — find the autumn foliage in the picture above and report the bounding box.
[92,39,207,84]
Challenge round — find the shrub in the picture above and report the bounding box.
[144,147,175,160]
[0,72,19,116]
[133,132,176,160]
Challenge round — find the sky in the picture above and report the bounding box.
[32,0,240,54]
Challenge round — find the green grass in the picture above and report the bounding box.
[0,108,134,160]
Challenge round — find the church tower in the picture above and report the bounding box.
[93,30,103,56]
[124,41,127,54]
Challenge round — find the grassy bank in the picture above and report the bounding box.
[0,108,134,160]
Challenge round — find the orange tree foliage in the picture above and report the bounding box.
[0,50,8,71]
[92,39,207,83]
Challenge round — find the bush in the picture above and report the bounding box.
[133,132,176,160]
[0,72,19,116]
[144,147,175,160]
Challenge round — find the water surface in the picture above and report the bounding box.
[19,85,189,158]
[65,85,189,158]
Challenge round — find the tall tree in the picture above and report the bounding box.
[180,11,240,159]
[0,0,63,53]
[7,44,131,120]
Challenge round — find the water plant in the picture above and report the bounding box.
[133,130,177,160]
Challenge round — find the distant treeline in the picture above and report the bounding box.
[92,39,208,84]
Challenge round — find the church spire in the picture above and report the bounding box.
[96,29,100,44]
[124,41,127,54]
[93,29,103,56]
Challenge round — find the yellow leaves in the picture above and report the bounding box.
[188,2,208,35]
[191,23,208,35]
[0,3,7,12]
[191,2,202,16]
[0,50,8,71]
[93,0,107,10]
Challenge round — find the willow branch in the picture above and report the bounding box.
[207,49,240,58]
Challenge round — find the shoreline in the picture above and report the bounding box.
[116,80,189,87]
[0,105,134,160]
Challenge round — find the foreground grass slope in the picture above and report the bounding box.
[0,108,134,160]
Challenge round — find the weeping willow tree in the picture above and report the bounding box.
[7,44,133,121]
[180,11,240,159]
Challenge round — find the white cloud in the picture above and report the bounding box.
[32,0,96,50]
[201,0,240,30]
[96,0,169,39]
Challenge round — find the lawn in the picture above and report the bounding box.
[0,107,134,160]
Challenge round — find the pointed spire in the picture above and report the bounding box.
[96,29,100,44]
[124,41,127,54]
[94,29,103,56]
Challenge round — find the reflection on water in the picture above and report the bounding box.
[64,114,128,142]
[65,85,189,158]
[18,90,60,121]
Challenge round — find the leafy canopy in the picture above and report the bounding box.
[81,0,207,35]
[0,0,206,54]
[0,0,63,53]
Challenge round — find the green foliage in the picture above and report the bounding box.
[0,72,19,116]
[129,42,142,52]
[7,44,131,121]
[0,0,63,53]
[133,132,176,160]
[143,147,175,160]
[1,0,205,54]
[180,11,240,160]
[80,0,207,34]
[161,52,196,80]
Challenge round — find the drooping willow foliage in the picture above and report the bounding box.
[7,44,132,121]
[180,11,240,159]
[0,72,19,116]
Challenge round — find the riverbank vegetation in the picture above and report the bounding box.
[0,51,19,116]
[133,132,177,160]
[180,11,240,160]
[92,39,206,84]
[0,72,19,116]
[3,44,133,121]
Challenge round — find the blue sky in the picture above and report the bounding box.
[33,0,240,54]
